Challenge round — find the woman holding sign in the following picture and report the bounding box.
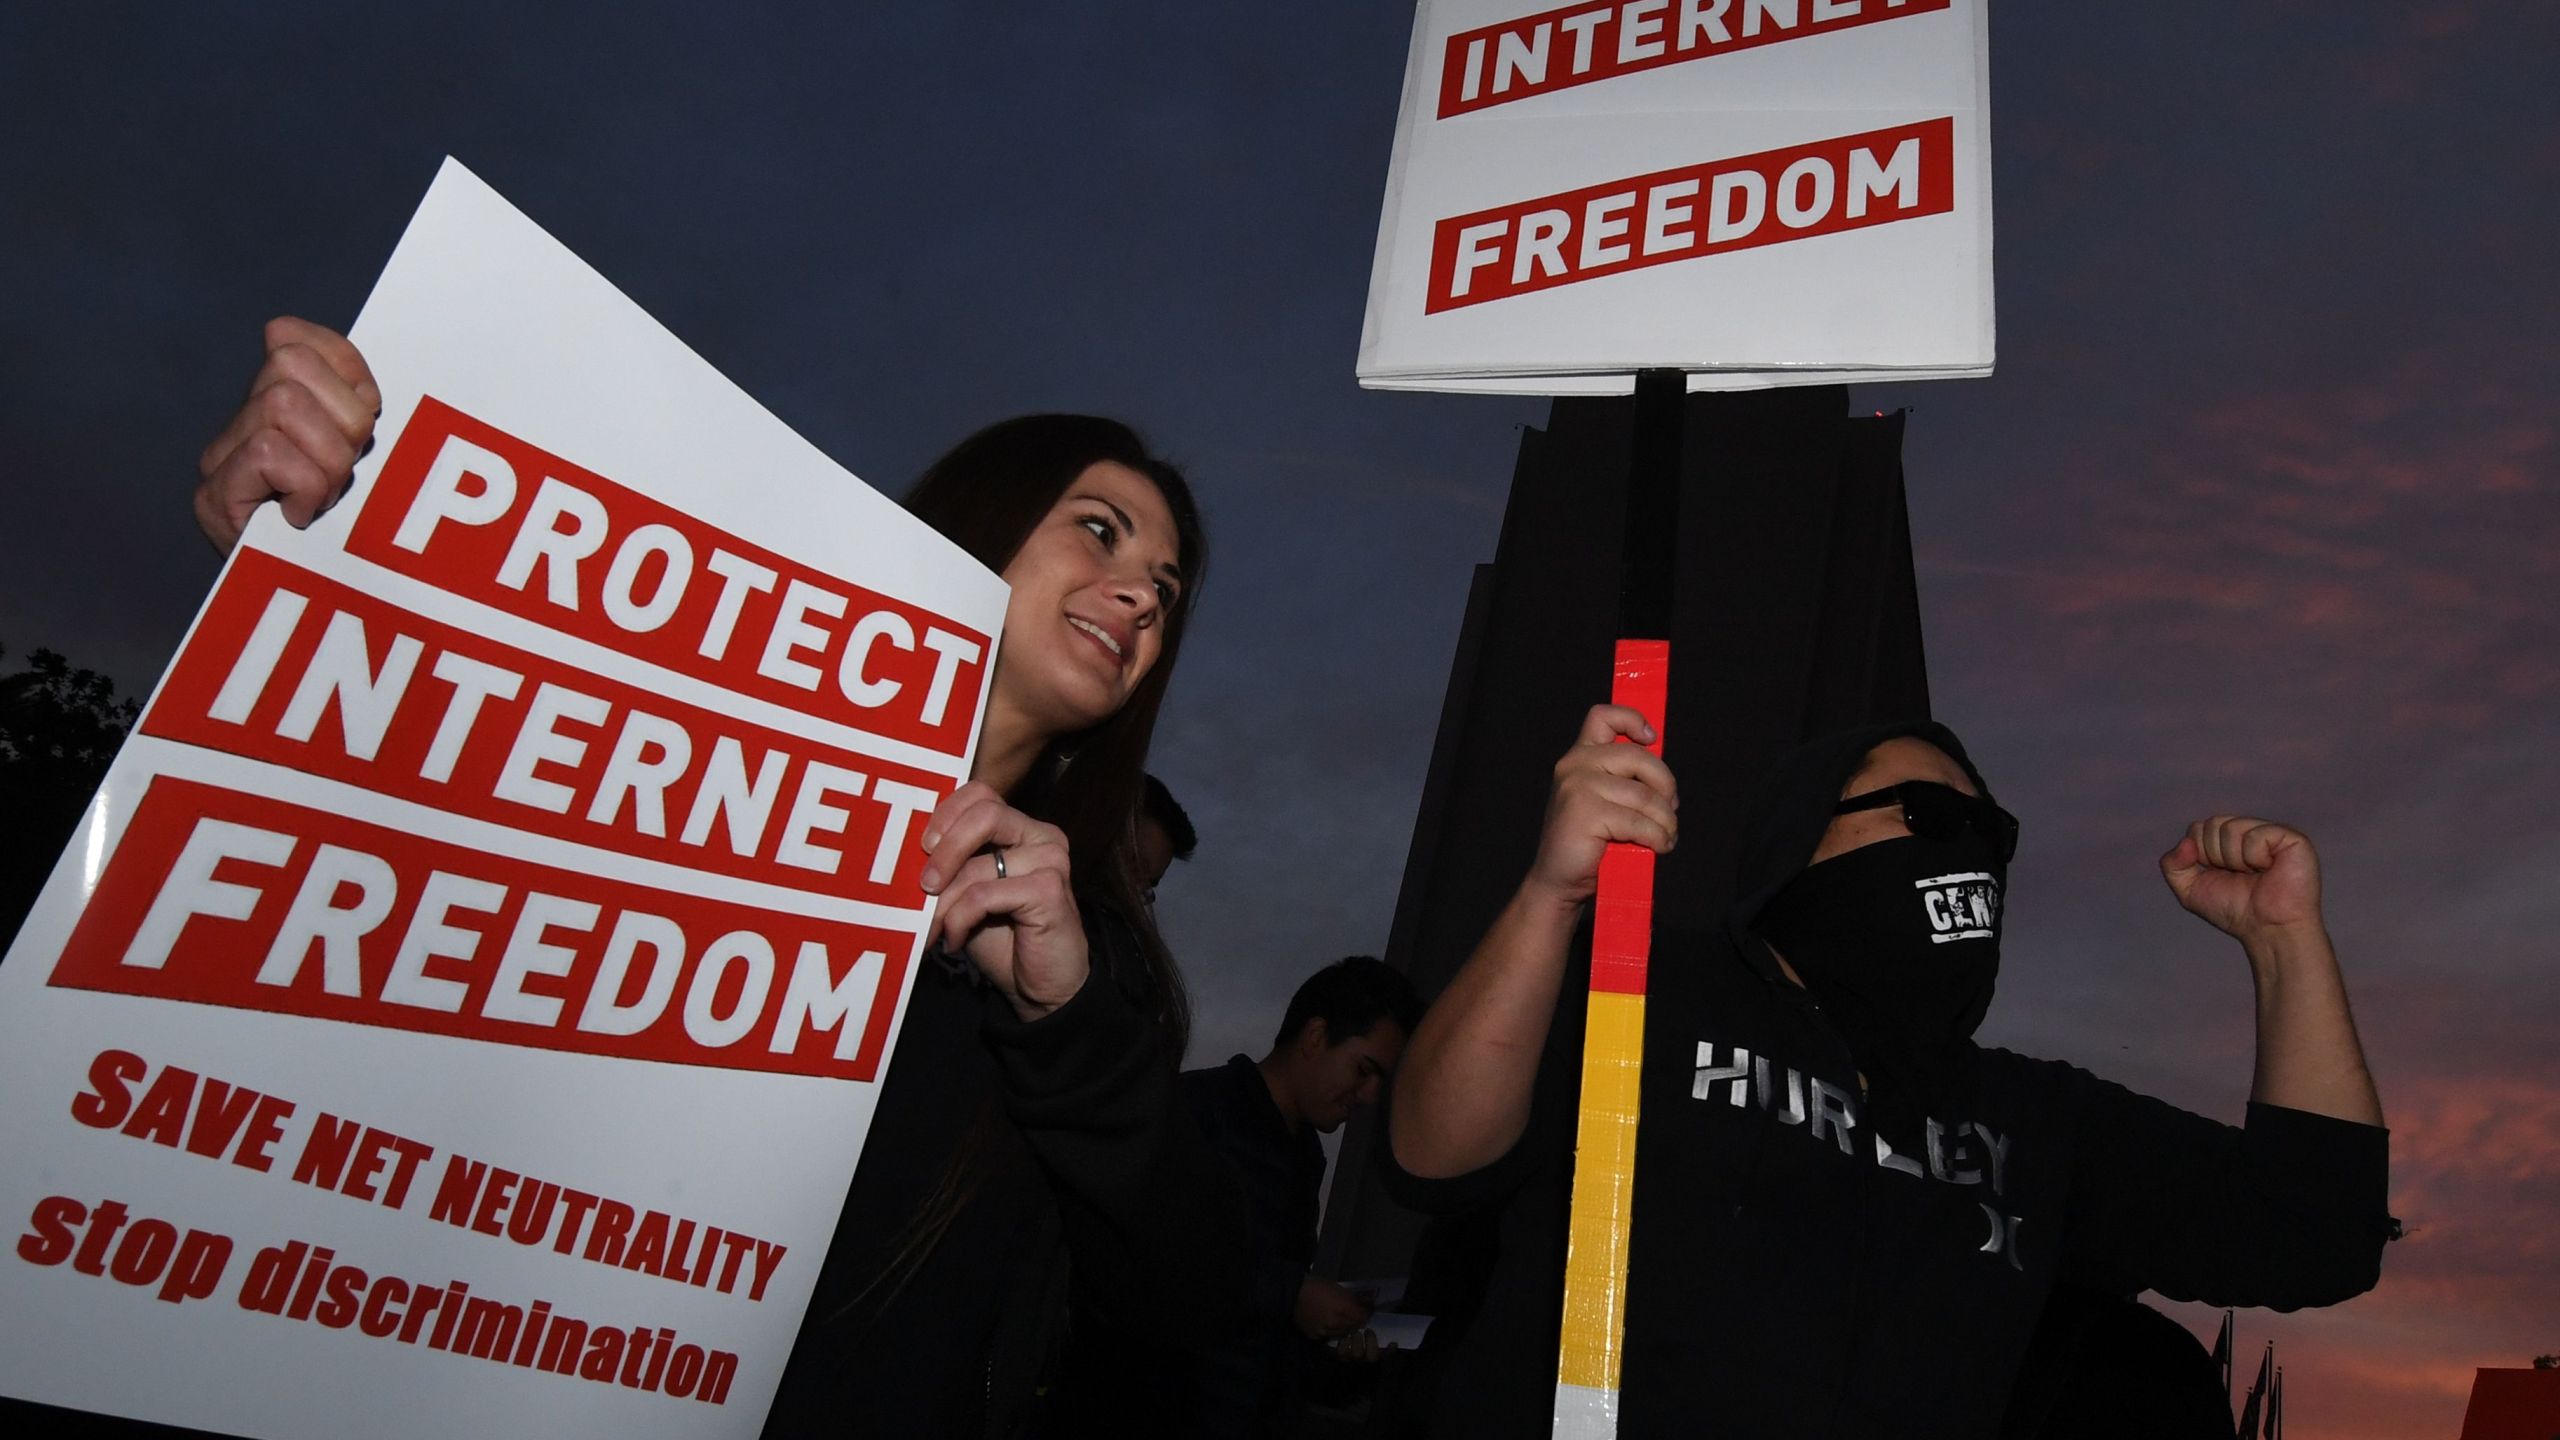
[194,318,1240,1436]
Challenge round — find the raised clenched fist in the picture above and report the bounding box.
[2159,814,2324,942]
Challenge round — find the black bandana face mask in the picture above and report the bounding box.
[1753,831,2006,1116]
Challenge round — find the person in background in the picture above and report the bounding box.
[2001,1285,2239,1439]
[1180,956,1424,1438]
[1137,772,1199,901]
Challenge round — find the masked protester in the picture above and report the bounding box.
[1384,712,2393,1440]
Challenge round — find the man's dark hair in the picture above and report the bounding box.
[1272,956,1422,1050]
[1140,773,1198,862]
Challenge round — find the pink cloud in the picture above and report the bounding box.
[1920,341,2560,1433]
[1922,342,2559,744]
[2164,1063,2560,1438]
[2405,3,2481,41]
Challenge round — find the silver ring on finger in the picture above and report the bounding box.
[990,846,1008,880]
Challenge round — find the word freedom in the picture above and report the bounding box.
[55,779,915,1079]
[1427,119,1953,311]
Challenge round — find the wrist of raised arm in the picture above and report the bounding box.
[2241,920,2339,985]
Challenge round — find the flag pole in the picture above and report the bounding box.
[1552,369,1685,1438]
[2238,1341,2274,1438]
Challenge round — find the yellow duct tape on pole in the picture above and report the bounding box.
[1552,638,1667,1438]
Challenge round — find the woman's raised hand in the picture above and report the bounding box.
[1521,703,1678,911]
[919,782,1089,1021]
[194,317,381,554]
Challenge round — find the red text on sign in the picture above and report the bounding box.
[69,1048,302,1175]
[345,396,989,758]
[236,1238,737,1404]
[147,548,948,906]
[1438,0,1950,116]
[1425,118,1953,312]
[17,1196,233,1305]
[51,778,916,1081]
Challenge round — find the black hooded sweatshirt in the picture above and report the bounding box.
[1380,722,2392,1438]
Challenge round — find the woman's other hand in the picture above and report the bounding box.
[920,782,1089,1021]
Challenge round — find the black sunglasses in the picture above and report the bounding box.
[1834,781,2020,865]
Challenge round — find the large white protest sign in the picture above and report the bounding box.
[1358,0,1995,393]
[0,159,1007,1438]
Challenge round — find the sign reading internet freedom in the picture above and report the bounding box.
[1358,0,1995,394]
[0,160,1008,1439]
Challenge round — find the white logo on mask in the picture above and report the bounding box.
[1914,871,2000,944]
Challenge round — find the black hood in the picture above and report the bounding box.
[1721,719,1994,978]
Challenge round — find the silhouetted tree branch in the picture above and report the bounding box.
[1,643,140,949]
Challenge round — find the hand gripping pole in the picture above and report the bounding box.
[1551,638,1668,1437]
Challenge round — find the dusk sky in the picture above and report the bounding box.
[5,4,2554,1435]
